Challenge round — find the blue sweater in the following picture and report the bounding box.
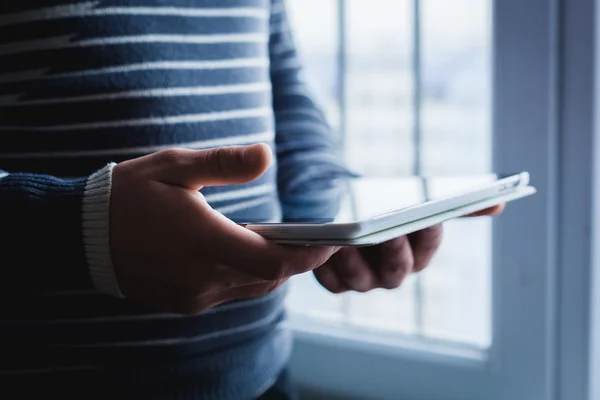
[0,1,347,398]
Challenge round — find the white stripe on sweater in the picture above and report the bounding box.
[274,108,324,120]
[0,2,268,27]
[276,120,331,134]
[0,366,97,375]
[269,1,286,15]
[36,290,100,297]
[0,107,272,132]
[0,34,268,57]
[4,287,284,323]
[0,131,275,158]
[204,183,275,203]
[0,96,19,106]
[56,307,282,347]
[91,6,268,19]
[270,56,301,71]
[0,58,269,83]
[0,82,271,107]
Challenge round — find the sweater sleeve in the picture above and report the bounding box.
[269,0,356,221]
[0,164,122,297]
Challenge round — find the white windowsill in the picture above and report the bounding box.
[287,313,488,368]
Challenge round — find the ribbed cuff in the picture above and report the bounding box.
[82,163,124,298]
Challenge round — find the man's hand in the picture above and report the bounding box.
[110,144,339,315]
[314,205,504,293]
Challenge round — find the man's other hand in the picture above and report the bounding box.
[314,205,504,293]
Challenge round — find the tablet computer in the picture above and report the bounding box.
[241,172,535,244]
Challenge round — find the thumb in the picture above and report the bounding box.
[156,144,272,189]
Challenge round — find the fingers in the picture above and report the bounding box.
[407,225,443,272]
[377,236,414,289]
[259,244,342,281]
[330,248,378,292]
[313,231,441,295]
[313,264,348,294]
[154,144,273,189]
[465,203,506,217]
[314,228,443,295]
[200,212,340,281]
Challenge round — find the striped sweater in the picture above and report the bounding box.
[0,0,347,398]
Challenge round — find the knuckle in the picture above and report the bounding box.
[346,274,375,292]
[423,225,444,246]
[389,256,414,276]
[380,258,413,289]
[212,147,228,176]
[381,271,407,289]
[232,146,246,168]
[158,148,186,166]
[400,244,416,269]
[207,147,241,178]
[341,265,362,283]
[314,267,338,292]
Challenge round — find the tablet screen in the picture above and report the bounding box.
[240,173,515,224]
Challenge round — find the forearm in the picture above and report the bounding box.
[273,105,349,220]
[0,164,118,295]
[269,0,354,219]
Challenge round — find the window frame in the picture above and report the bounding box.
[287,1,600,399]
[555,1,600,399]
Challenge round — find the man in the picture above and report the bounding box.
[0,0,502,398]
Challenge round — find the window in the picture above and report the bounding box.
[281,1,600,400]
[286,0,493,348]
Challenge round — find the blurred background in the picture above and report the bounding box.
[284,0,493,348]
[275,1,600,399]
